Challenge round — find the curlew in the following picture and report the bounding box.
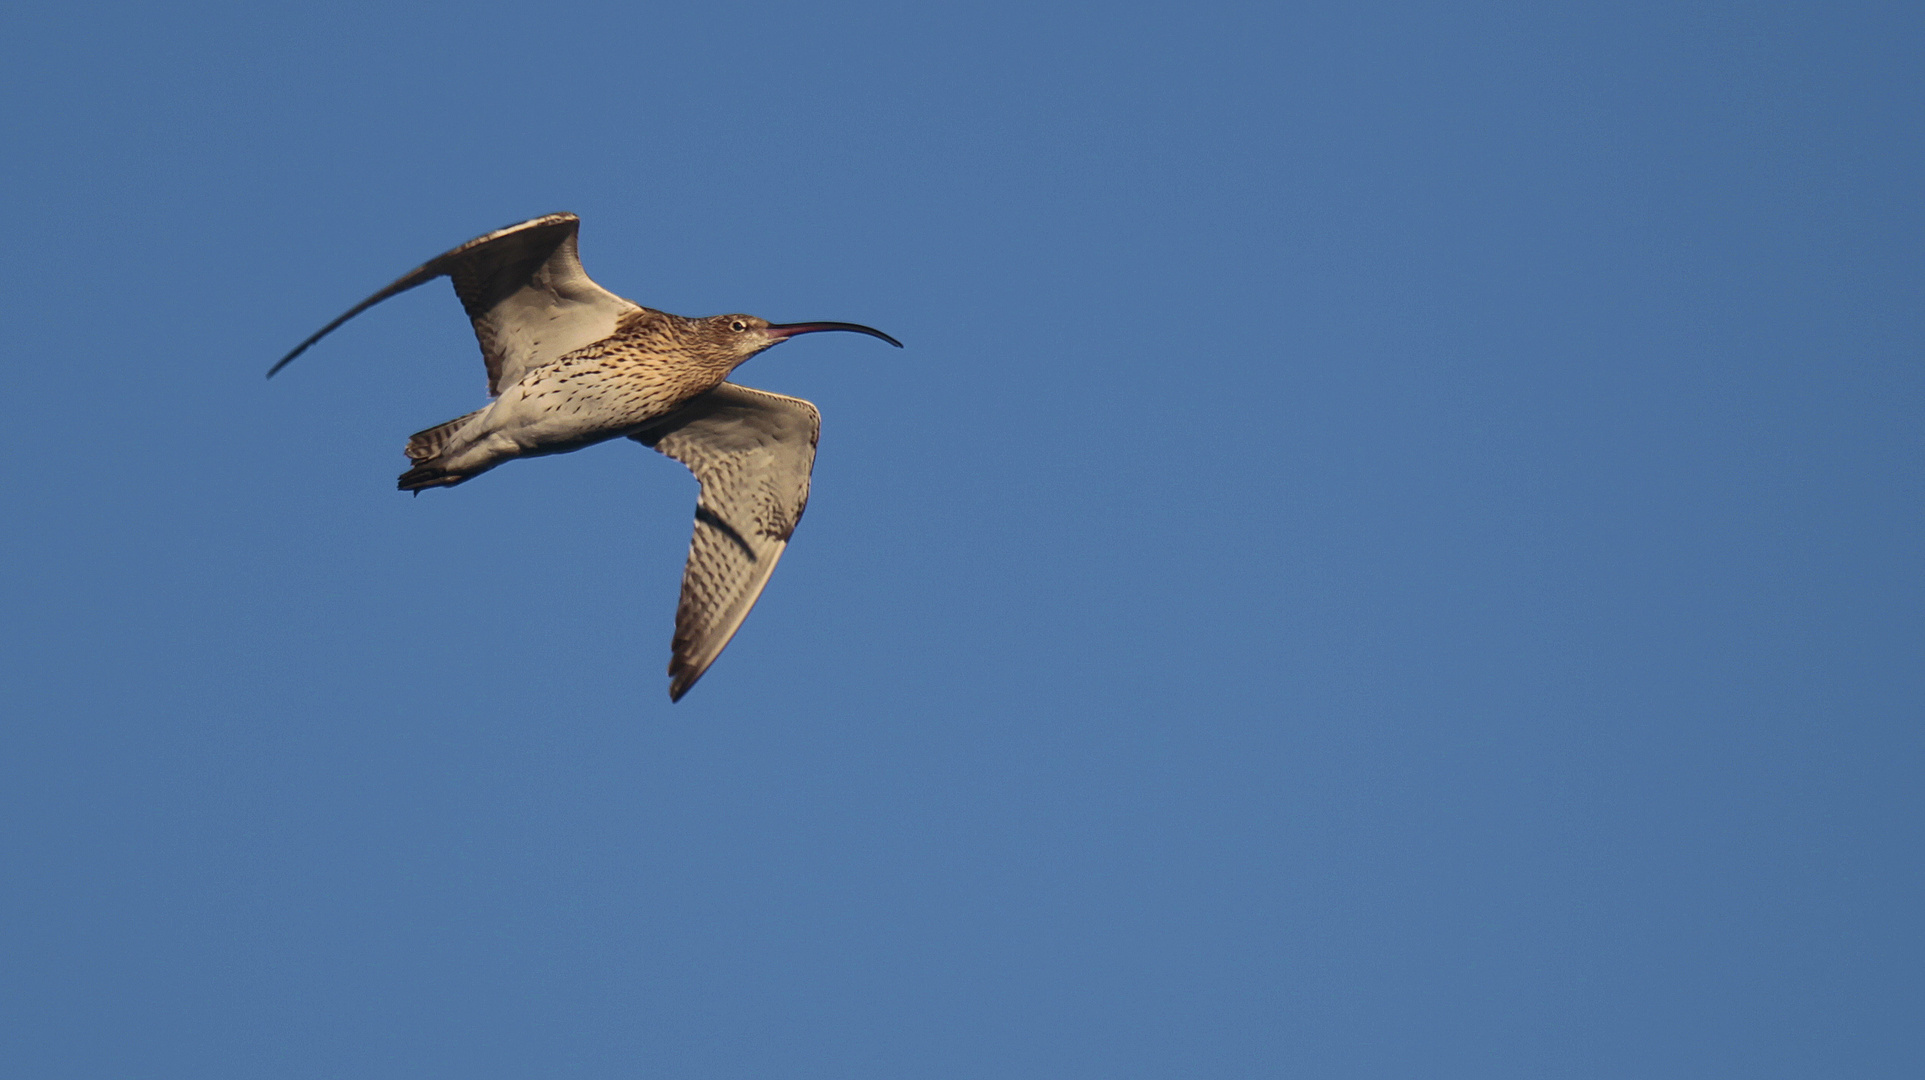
[270,213,900,701]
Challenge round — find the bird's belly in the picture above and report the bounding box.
[489,365,717,456]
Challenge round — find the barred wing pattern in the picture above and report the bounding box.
[268,213,641,394]
[631,383,822,701]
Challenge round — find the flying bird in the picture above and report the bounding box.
[270,213,901,701]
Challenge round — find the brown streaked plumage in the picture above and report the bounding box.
[270,212,901,701]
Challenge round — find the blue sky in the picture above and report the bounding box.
[2,2,1920,1077]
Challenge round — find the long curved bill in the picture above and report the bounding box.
[766,321,904,348]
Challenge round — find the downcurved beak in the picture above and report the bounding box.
[766,321,903,348]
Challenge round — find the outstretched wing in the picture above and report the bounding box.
[269,212,643,394]
[631,383,822,702]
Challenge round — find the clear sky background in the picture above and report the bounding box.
[2,2,1920,1077]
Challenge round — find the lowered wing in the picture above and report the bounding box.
[631,383,822,702]
[269,212,642,394]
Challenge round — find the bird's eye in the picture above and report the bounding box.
[730,320,748,332]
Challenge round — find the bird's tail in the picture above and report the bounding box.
[398,409,484,491]
[405,409,483,463]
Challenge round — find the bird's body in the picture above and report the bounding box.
[399,307,753,490]
[271,213,900,700]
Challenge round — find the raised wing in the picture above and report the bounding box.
[630,383,822,701]
[269,213,643,394]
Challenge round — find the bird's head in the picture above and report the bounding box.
[695,314,903,366]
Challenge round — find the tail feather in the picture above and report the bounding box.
[399,409,484,491]
[405,409,483,463]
